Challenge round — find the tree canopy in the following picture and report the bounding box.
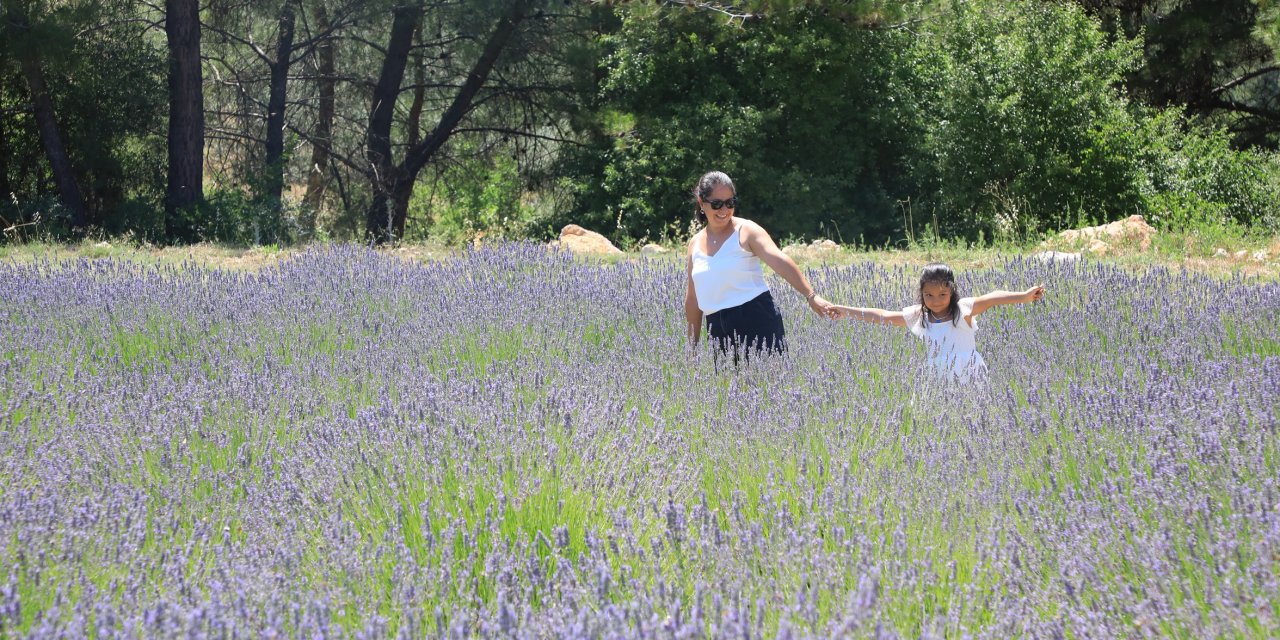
[0,0,1276,245]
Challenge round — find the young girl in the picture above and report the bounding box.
[831,263,1045,381]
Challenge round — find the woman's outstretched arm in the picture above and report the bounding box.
[739,221,835,318]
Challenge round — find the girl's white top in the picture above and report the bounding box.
[690,220,771,314]
[902,297,987,381]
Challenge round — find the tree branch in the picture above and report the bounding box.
[660,0,757,23]
[1200,97,1280,120]
[203,22,274,64]
[206,127,267,145]
[284,122,369,177]
[1212,66,1280,96]
[453,126,587,147]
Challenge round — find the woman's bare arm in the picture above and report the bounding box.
[739,221,835,317]
[684,242,703,344]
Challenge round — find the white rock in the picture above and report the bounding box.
[1031,250,1081,263]
[1252,249,1270,261]
[1235,250,1249,259]
[640,243,669,255]
[1213,248,1228,257]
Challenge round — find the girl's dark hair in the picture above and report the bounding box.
[692,171,735,226]
[919,263,961,327]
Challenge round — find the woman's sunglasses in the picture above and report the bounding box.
[703,196,738,210]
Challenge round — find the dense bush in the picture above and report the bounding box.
[556,1,1280,247]
[907,2,1280,239]
[2,0,1275,246]
[409,155,553,245]
[903,2,1148,237]
[554,7,915,245]
[1135,110,1280,232]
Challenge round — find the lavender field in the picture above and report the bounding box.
[1,243,1278,638]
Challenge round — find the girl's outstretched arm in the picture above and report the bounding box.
[830,305,908,327]
[970,285,1045,317]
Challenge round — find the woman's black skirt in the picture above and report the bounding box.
[705,290,787,364]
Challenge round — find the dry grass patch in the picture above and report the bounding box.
[1,231,1276,281]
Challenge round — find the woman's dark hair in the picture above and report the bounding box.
[918,263,961,327]
[692,171,735,226]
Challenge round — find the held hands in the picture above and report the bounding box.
[828,305,855,320]
[807,294,839,319]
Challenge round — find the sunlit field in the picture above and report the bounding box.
[1,243,1277,638]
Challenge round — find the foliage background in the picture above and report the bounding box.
[0,0,1277,246]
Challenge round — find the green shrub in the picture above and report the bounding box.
[906,1,1148,237]
[191,189,300,246]
[1137,110,1280,232]
[556,7,914,245]
[409,155,549,245]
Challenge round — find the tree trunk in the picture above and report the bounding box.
[406,24,427,149]
[13,31,88,229]
[302,3,336,220]
[165,0,204,241]
[364,1,422,244]
[263,0,296,220]
[366,0,533,243]
[0,116,12,201]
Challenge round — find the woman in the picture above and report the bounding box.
[684,171,834,362]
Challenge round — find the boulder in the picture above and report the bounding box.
[1253,249,1270,262]
[1053,214,1156,252]
[558,224,622,255]
[1213,247,1228,258]
[640,243,670,255]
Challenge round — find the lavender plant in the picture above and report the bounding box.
[0,244,1277,638]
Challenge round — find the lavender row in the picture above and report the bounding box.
[1,244,1277,638]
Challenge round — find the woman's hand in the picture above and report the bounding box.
[1023,285,1046,303]
[808,294,838,319]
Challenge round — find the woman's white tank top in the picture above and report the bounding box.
[690,221,771,314]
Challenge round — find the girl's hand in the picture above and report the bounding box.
[1025,285,1046,302]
